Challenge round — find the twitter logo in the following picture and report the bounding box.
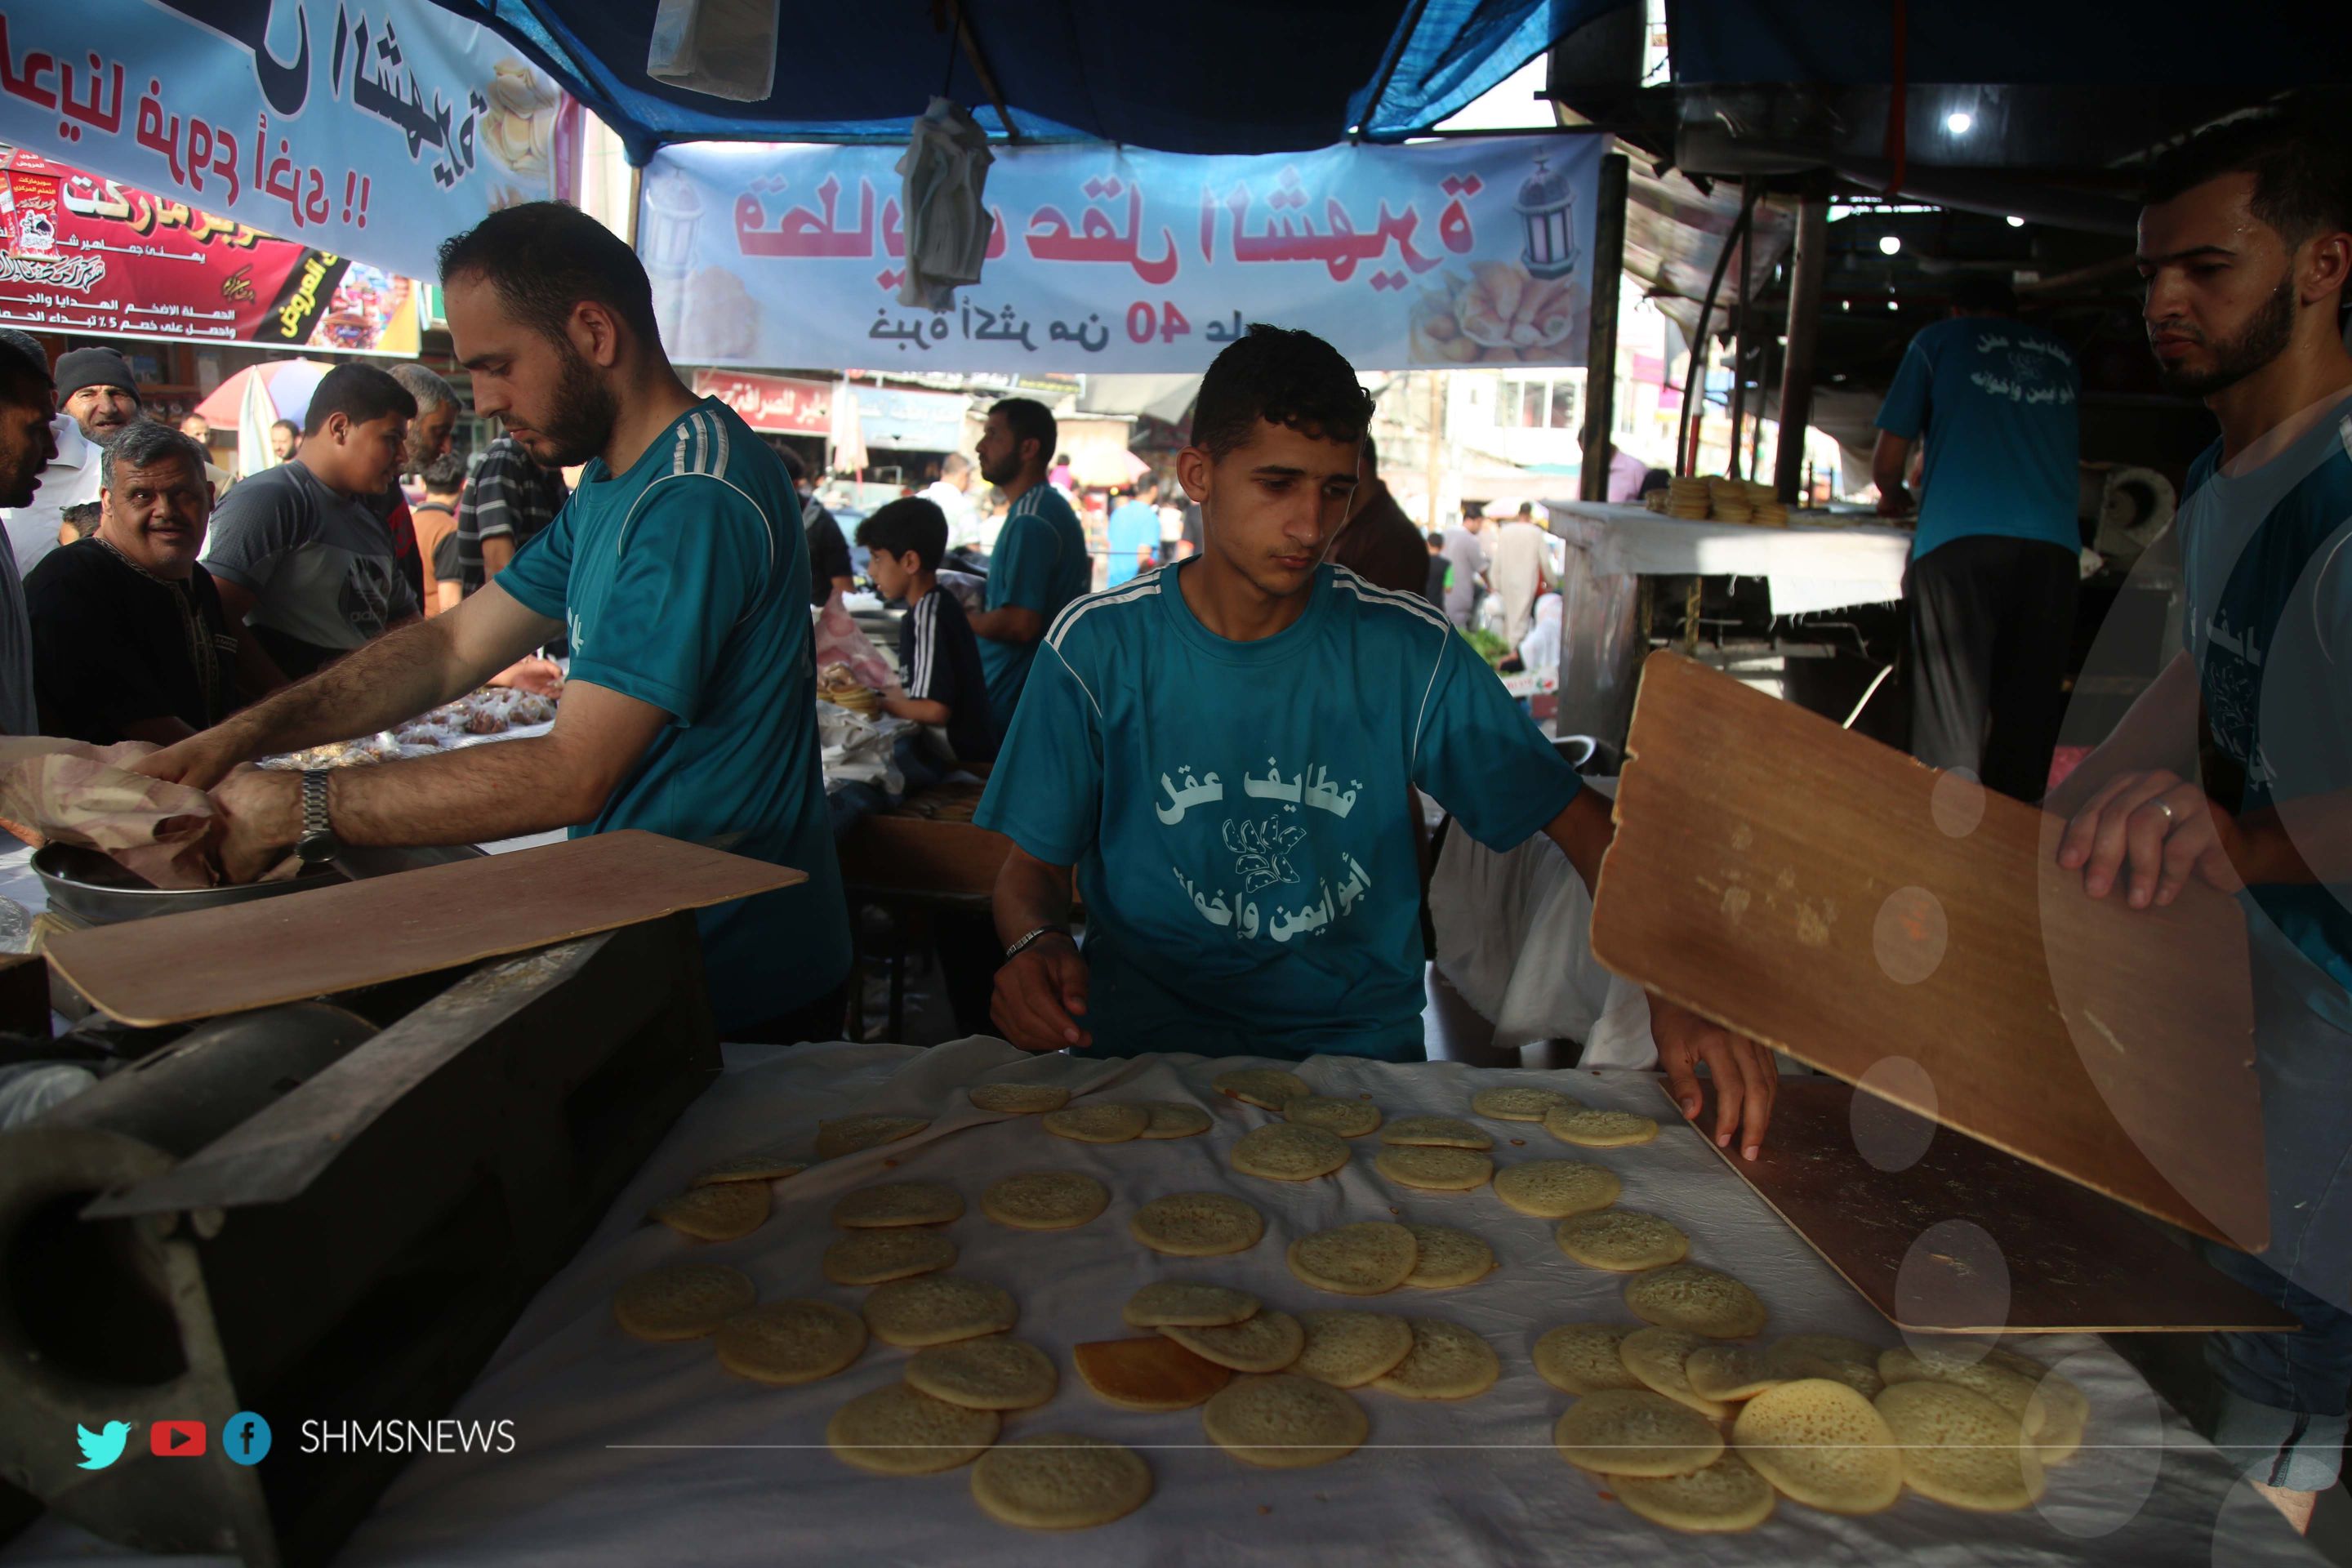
[76,1423,130,1471]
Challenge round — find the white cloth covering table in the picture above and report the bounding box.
[9,1036,2308,1566]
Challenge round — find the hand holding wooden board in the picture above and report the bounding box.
[1591,652,2265,1250]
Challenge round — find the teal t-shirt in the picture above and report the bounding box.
[973,562,1583,1062]
[1874,314,2081,560]
[495,399,849,1031]
[2179,393,2352,1031]
[1106,500,1159,587]
[978,483,1089,734]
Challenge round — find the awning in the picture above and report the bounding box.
[423,0,1629,163]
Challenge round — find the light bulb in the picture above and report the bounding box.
[2006,215,2025,228]
[1947,111,1974,135]
[1878,234,1902,256]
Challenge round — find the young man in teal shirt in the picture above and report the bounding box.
[969,397,1089,737]
[136,203,849,1042]
[977,325,1779,1158]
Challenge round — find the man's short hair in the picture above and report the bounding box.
[439,201,662,348]
[303,363,416,437]
[271,417,300,439]
[100,418,209,490]
[856,497,948,571]
[991,399,1057,471]
[940,452,971,479]
[421,452,468,492]
[1192,324,1375,460]
[1949,274,2018,314]
[2144,110,2352,252]
[390,362,458,412]
[1427,530,1446,549]
[60,501,100,539]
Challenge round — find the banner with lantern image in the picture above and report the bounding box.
[639,134,1603,373]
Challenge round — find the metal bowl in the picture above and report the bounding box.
[32,842,486,927]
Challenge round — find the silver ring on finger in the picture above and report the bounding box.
[2154,798,2177,825]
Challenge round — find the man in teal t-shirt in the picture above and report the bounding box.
[137,203,849,1040]
[1872,275,2082,801]
[1106,474,1161,587]
[970,397,1089,737]
[975,324,1780,1158]
[2051,116,2352,1508]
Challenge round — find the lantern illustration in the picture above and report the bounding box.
[639,169,704,350]
[1515,154,1579,280]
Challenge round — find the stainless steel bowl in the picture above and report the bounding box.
[32,842,487,927]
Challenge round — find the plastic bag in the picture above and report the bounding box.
[0,737,220,889]
[814,593,899,693]
[893,97,996,310]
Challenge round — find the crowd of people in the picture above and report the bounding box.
[0,114,2343,1519]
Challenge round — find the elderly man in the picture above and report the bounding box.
[4,345,139,580]
[25,420,243,744]
[919,452,979,548]
[380,363,461,607]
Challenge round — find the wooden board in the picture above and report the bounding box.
[43,830,804,1027]
[1590,652,2267,1250]
[1673,1077,2294,1334]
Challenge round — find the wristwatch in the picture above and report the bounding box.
[1003,924,1067,962]
[295,769,336,866]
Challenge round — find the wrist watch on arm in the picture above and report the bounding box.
[295,768,337,866]
[1003,924,1067,962]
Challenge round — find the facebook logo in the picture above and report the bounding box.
[222,1412,271,1466]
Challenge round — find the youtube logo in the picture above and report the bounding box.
[150,1421,206,1458]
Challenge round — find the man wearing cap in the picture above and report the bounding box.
[2,345,137,581]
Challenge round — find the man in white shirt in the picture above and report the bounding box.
[1490,502,1558,647]
[919,452,978,549]
[2,346,138,579]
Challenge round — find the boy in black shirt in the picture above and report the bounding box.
[857,497,995,762]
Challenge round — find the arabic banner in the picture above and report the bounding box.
[0,145,418,351]
[691,368,831,434]
[0,0,577,283]
[639,135,1605,373]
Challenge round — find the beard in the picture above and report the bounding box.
[2154,271,2296,397]
[978,450,1019,488]
[519,341,619,468]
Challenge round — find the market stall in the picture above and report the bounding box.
[1544,498,1915,754]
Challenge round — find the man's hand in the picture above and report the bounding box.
[991,933,1093,1051]
[2056,768,2247,908]
[209,766,301,883]
[1874,483,1914,519]
[1649,993,1778,1160]
[131,726,250,791]
[488,656,564,697]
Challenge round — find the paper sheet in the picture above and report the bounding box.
[281,1039,2323,1568]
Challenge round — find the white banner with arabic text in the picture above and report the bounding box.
[640,136,1603,373]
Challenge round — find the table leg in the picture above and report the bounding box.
[1683,577,1704,654]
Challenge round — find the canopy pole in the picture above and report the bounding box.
[1726,174,1760,480]
[1673,185,1754,479]
[1578,151,1630,505]
[1772,190,1830,502]
[955,8,1022,144]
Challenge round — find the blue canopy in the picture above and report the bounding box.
[424,0,1624,163]
[1668,0,2324,86]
